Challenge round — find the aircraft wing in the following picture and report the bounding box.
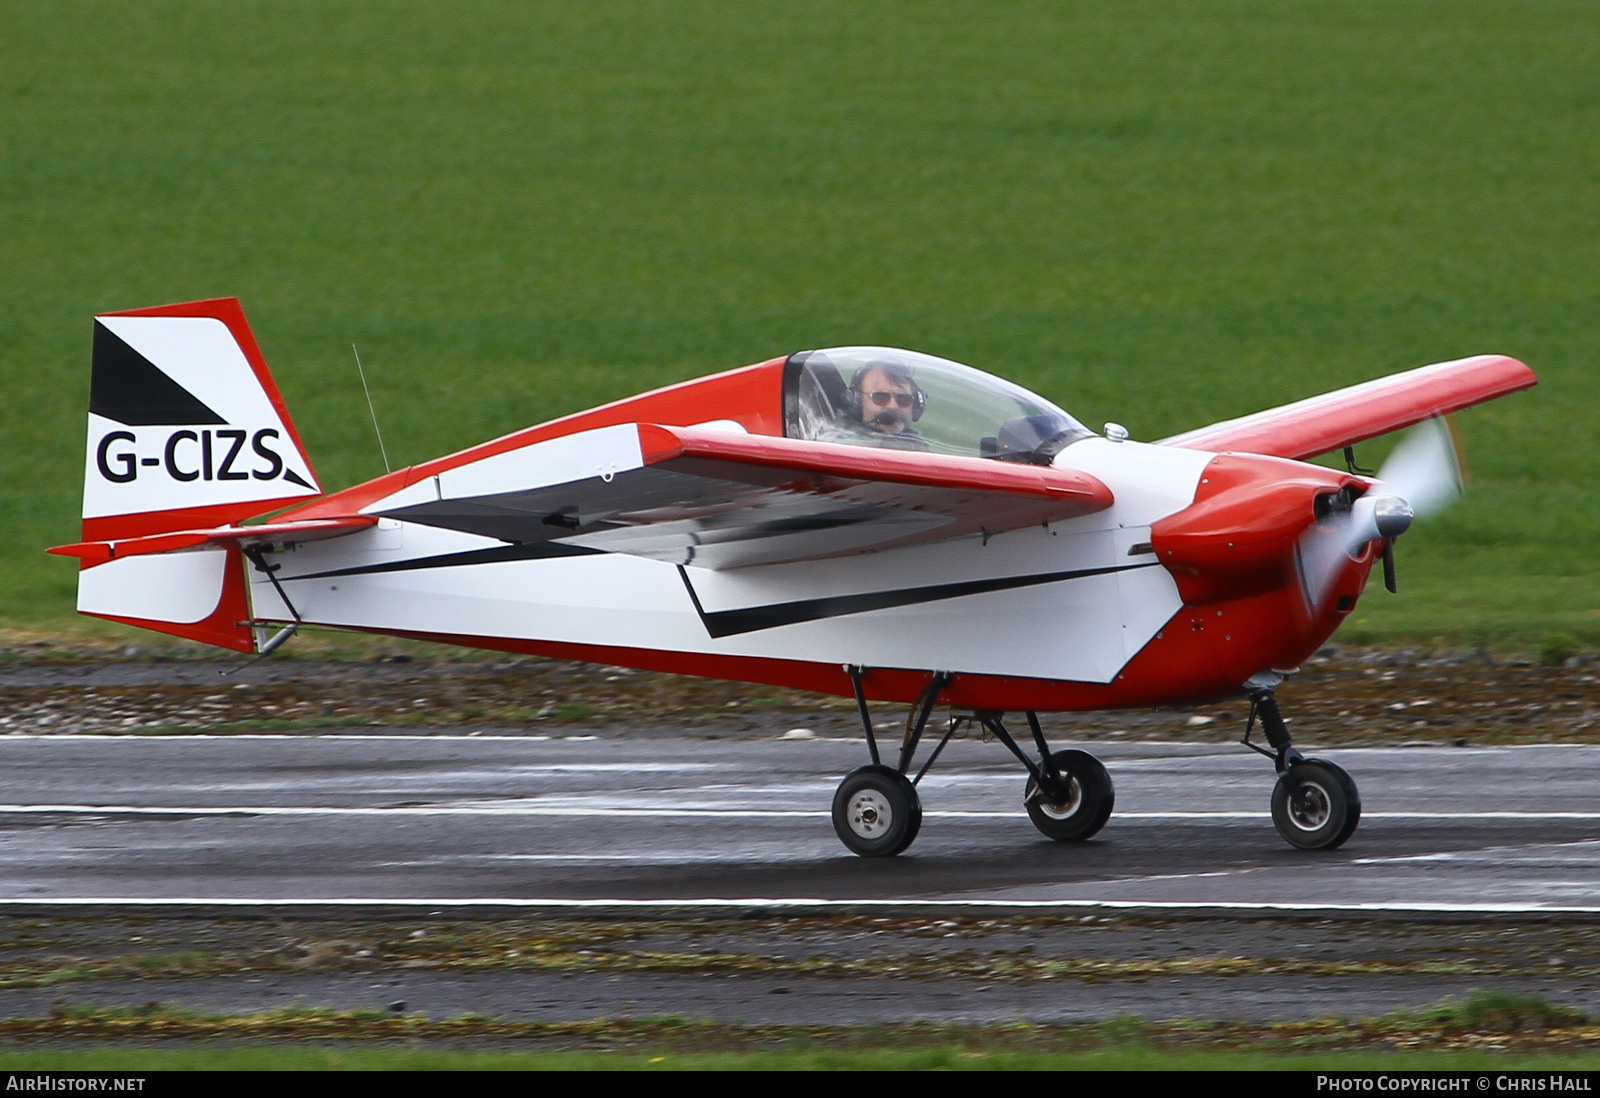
[1156,354,1536,460]
[373,423,1114,569]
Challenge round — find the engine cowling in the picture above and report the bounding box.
[1151,453,1367,609]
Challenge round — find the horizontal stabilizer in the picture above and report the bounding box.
[50,516,377,566]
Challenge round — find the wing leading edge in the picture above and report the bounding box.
[1157,354,1536,460]
[374,423,1114,569]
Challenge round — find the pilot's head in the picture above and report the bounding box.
[852,362,923,434]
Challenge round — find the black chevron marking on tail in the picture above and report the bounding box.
[90,321,226,426]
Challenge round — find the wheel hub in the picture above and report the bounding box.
[1287,779,1332,831]
[846,790,893,838]
[1035,776,1083,820]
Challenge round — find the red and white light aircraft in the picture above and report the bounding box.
[51,299,1536,856]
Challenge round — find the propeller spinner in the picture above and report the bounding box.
[1299,417,1463,608]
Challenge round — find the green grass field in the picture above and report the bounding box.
[0,1045,1597,1072]
[0,992,1597,1070]
[3,0,1596,645]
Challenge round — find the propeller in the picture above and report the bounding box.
[1298,416,1463,609]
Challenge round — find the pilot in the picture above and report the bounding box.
[842,361,930,450]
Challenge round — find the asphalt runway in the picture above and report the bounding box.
[0,732,1596,911]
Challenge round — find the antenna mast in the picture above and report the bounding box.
[351,344,391,474]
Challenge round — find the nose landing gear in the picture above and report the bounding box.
[1242,677,1361,851]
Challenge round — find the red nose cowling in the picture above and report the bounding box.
[1135,453,1378,702]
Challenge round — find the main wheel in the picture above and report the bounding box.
[832,765,923,857]
[1271,758,1361,850]
[1024,749,1114,842]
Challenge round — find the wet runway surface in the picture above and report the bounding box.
[0,734,1596,910]
[1,732,1598,1026]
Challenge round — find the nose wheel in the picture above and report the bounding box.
[1271,758,1361,850]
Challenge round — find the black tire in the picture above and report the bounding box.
[832,765,922,857]
[1271,758,1361,850]
[1024,749,1114,842]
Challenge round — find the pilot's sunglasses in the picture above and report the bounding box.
[865,391,915,408]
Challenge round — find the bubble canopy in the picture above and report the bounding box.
[782,347,1092,464]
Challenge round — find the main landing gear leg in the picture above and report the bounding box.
[831,668,955,857]
[977,712,1114,842]
[1242,679,1361,851]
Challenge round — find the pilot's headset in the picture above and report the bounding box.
[847,361,928,423]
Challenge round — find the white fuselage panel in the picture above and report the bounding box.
[251,439,1214,683]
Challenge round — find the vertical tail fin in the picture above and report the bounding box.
[84,298,320,538]
[66,298,321,650]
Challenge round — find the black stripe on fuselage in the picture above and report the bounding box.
[677,562,1159,639]
[283,541,602,581]
[275,541,1157,640]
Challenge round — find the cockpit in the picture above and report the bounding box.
[782,347,1092,465]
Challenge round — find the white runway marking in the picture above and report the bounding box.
[1,803,1598,820]
[0,896,1595,916]
[0,804,834,818]
[1351,838,1600,865]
